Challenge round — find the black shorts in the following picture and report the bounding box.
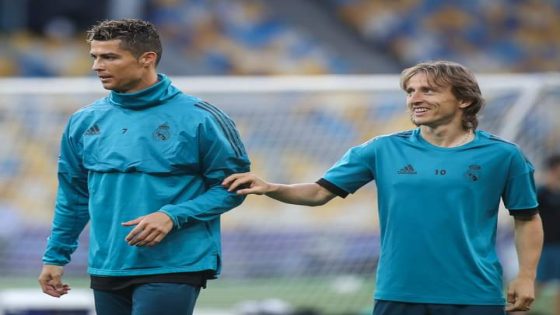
[373,300,505,315]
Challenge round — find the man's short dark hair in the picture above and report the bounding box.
[86,19,162,65]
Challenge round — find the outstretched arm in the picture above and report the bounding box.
[223,173,337,206]
[506,214,543,312]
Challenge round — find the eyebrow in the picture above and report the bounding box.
[90,52,120,58]
[406,84,439,91]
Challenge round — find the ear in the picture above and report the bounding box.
[139,52,158,67]
[458,99,472,109]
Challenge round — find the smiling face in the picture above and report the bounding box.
[90,39,155,93]
[404,72,471,130]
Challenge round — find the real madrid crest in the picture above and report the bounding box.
[465,164,481,182]
[153,123,171,141]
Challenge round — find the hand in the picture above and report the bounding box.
[38,265,71,298]
[122,212,173,247]
[222,172,272,195]
[505,276,535,312]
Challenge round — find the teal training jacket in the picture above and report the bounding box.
[43,74,250,277]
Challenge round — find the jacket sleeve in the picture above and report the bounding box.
[42,118,90,265]
[159,109,250,228]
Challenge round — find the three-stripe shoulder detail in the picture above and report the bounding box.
[392,130,414,138]
[195,101,245,157]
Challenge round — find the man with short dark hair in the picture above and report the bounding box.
[38,19,250,315]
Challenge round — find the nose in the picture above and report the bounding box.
[91,58,102,71]
[408,90,423,105]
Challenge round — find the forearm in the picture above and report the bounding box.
[160,185,246,228]
[44,174,90,265]
[514,214,543,279]
[265,183,335,206]
[44,224,89,265]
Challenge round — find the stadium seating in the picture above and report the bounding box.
[2,0,560,76]
[331,0,560,72]
[0,0,348,76]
